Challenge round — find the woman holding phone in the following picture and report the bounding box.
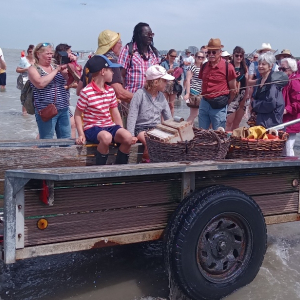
[160,49,180,116]
[28,43,71,139]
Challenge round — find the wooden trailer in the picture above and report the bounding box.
[1,139,300,299]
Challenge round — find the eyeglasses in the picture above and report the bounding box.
[197,56,205,59]
[28,50,33,53]
[207,50,217,55]
[142,32,155,38]
[36,43,51,51]
[279,67,290,72]
[253,56,258,59]
[170,55,177,58]
[234,54,243,58]
[117,40,122,44]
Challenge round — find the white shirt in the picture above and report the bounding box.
[183,56,194,69]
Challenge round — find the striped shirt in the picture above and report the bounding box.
[77,81,118,130]
[187,64,202,93]
[118,42,159,93]
[31,66,70,111]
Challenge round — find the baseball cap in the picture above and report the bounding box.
[86,55,122,73]
[145,65,175,81]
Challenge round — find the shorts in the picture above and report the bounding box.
[227,90,247,115]
[134,125,155,137]
[84,125,122,144]
[0,72,6,86]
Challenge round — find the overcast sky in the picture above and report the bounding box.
[1,0,300,56]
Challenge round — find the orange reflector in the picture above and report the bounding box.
[37,218,48,230]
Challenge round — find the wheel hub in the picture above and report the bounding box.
[197,213,252,283]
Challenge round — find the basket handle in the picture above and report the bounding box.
[209,130,222,152]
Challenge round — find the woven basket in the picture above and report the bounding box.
[227,131,289,159]
[145,128,231,163]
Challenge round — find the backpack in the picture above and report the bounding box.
[20,65,43,115]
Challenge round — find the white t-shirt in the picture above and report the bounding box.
[183,56,194,69]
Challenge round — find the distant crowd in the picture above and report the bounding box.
[1,21,300,161]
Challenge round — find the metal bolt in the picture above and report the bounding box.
[18,205,22,210]
[219,241,226,250]
[18,233,22,239]
[292,179,299,187]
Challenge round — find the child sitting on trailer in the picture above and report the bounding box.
[75,55,133,165]
[127,65,173,162]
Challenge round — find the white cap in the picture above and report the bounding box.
[145,65,175,81]
[221,50,231,57]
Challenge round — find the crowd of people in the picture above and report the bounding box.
[1,21,300,161]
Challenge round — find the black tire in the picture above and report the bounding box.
[165,186,267,300]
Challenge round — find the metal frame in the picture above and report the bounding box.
[3,157,300,264]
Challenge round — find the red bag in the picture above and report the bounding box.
[39,104,58,122]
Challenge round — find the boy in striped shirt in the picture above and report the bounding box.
[75,55,132,165]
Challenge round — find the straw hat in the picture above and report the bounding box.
[257,43,275,54]
[206,38,224,50]
[95,30,120,55]
[275,49,293,60]
[221,50,231,57]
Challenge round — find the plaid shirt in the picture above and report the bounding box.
[118,42,159,93]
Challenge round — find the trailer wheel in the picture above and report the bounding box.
[165,186,267,300]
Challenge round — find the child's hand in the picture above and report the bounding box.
[131,137,138,144]
[76,135,86,145]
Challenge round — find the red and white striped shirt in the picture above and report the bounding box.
[77,81,118,130]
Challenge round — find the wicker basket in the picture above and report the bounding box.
[227,131,289,159]
[145,128,231,163]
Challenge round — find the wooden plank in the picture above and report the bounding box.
[24,204,176,246]
[16,229,164,260]
[265,213,300,224]
[24,180,181,216]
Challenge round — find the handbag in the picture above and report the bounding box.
[17,74,28,90]
[204,94,229,109]
[187,94,202,108]
[38,83,58,122]
[173,80,183,95]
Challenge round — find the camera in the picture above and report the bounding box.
[58,51,71,65]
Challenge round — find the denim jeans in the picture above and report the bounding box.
[35,107,71,139]
[198,98,227,130]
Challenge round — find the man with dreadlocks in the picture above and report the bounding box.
[118,22,159,94]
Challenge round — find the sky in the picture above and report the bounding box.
[1,0,300,56]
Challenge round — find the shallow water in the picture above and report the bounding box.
[1,49,300,300]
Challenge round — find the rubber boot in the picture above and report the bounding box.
[115,150,129,164]
[96,152,108,165]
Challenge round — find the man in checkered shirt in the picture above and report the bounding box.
[118,22,159,94]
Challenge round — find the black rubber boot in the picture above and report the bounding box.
[115,150,129,164]
[96,152,108,165]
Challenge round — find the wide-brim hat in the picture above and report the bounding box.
[221,50,231,57]
[206,38,224,50]
[275,49,293,60]
[95,30,120,55]
[257,43,275,54]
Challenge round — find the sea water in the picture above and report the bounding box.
[0,49,300,300]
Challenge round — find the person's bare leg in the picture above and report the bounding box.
[114,128,132,154]
[232,107,245,130]
[168,94,176,117]
[137,131,150,161]
[187,107,199,124]
[225,112,236,131]
[70,115,76,138]
[97,131,112,154]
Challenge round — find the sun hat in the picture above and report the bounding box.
[221,50,231,57]
[86,55,122,73]
[206,38,224,50]
[95,30,120,55]
[257,43,275,54]
[275,49,293,60]
[145,65,175,81]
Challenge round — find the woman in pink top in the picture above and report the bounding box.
[281,58,300,156]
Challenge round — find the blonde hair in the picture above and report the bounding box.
[33,43,54,63]
[144,78,162,91]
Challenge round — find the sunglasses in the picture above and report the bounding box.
[28,50,33,53]
[142,32,155,38]
[197,56,205,59]
[169,55,177,58]
[234,54,243,58]
[207,50,218,55]
[36,43,51,51]
[279,67,290,72]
